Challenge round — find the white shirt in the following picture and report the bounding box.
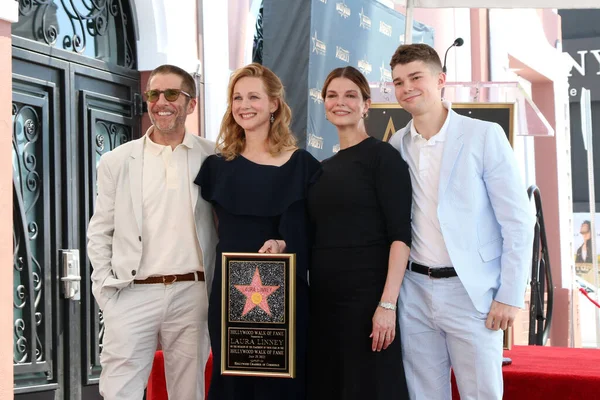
[403,101,453,267]
[137,128,204,279]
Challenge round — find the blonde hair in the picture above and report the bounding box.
[217,63,297,160]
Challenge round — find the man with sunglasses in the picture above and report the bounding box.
[87,64,217,400]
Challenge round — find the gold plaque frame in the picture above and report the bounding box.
[221,252,296,378]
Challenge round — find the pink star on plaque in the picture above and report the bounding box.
[235,268,280,317]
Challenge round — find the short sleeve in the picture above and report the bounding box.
[302,150,323,189]
[374,142,412,247]
[194,154,218,203]
[194,150,321,217]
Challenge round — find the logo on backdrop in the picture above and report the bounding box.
[312,31,327,56]
[359,8,371,30]
[319,0,327,3]
[332,143,340,153]
[336,1,351,18]
[310,84,324,104]
[379,61,393,94]
[379,21,392,37]
[307,133,324,150]
[336,46,350,63]
[379,61,392,83]
[358,58,372,75]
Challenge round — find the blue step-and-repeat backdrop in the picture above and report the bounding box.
[305,0,434,160]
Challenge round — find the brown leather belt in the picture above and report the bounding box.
[134,271,205,285]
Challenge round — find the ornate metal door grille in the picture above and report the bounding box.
[13,0,136,69]
[12,92,54,384]
[12,1,140,398]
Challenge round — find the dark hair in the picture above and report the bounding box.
[147,64,197,98]
[389,43,442,73]
[321,66,371,101]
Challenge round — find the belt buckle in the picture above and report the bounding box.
[428,268,439,279]
[162,275,177,285]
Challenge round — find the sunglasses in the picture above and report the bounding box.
[144,89,192,103]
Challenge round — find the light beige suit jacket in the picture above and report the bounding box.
[87,132,218,309]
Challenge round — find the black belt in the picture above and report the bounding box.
[407,261,457,279]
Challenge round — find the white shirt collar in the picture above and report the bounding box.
[409,100,452,144]
[144,126,194,155]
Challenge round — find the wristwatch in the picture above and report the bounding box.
[378,301,396,311]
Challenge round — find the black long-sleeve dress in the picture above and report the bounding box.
[307,137,412,400]
[195,149,321,400]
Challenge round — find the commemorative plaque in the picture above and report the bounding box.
[221,252,296,378]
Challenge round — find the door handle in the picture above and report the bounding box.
[61,276,81,282]
[60,250,81,301]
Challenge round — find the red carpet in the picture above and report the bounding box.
[147,350,212,399]
[452,345,600,399]
[148,346,600,400]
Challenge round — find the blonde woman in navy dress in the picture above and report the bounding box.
[195,63,320,400]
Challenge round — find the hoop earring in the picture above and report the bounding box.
[270,113,274,124]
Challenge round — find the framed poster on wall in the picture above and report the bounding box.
[366,102,515,146]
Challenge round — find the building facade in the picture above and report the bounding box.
[0,1,583,399]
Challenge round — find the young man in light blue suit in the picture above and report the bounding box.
[388,44,535,400]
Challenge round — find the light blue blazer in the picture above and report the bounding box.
[390,109,535,313]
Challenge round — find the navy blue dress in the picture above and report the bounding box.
[195,149,321,400]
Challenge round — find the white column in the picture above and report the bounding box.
[135,0,200,73]
[202,1,231,142]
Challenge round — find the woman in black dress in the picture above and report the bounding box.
[195,63,320,399]
[307,66,412,400]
